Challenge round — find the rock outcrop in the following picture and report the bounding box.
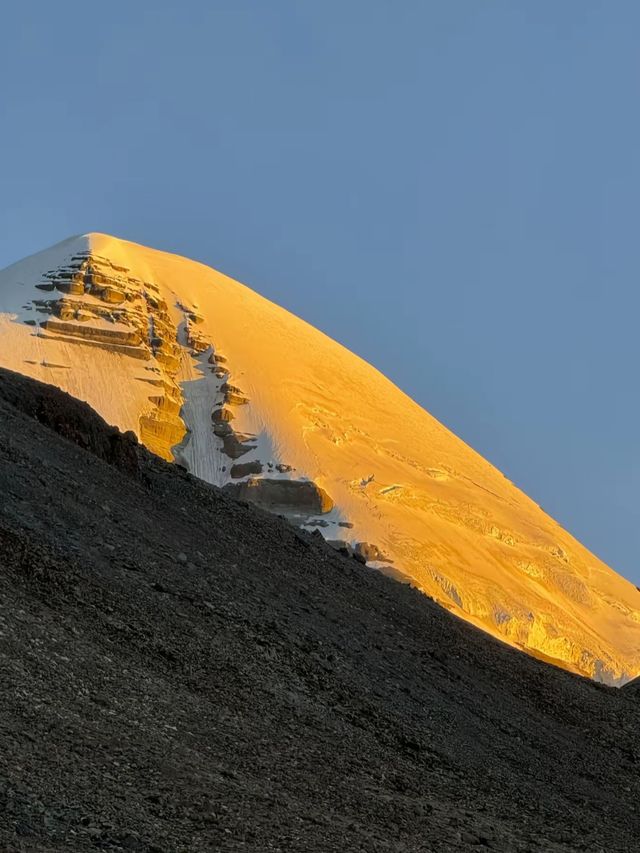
[22,250,187,460]
[223,477,334,517]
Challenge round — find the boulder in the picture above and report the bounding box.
[223,478,334,515]
[230,461,263,479]
[212,408,235,423]
[221,433,256,459]
[353,541,390,563]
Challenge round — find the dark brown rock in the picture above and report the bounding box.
[221,433,256,459]
[223,478,333,515]
[230,461,263,479]
[211,407,235,423]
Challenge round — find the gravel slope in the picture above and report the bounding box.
[0,368,638,852]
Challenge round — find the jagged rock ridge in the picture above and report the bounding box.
[1,232,639,684]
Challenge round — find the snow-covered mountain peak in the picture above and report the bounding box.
[1,232,639,684]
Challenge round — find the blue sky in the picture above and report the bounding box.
[1,2,639,582]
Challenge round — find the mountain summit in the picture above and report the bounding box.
[1,232,638,683]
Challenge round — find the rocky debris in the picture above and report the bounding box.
[1,368,640,852]
[223,477,334,515]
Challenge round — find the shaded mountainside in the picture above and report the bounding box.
[2,233,640,684]
[0,369,639,852]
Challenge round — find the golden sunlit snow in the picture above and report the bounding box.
[1,233,639,683]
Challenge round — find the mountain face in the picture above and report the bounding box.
[1,232,638,683]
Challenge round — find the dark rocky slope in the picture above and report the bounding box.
[0,368,638,852]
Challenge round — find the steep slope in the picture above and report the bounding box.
[1,368,640,853]
[1,232,639,683]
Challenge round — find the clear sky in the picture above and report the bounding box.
[1,2,639,582]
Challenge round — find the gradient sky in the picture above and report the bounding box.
[1,2,639,582]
